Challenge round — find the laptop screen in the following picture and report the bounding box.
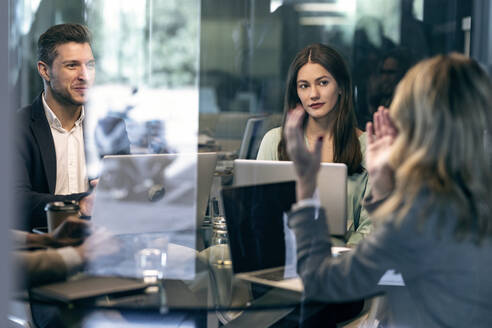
[221,181,296,274]
[234,160,347,236]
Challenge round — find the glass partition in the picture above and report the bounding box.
[199,0,474,161]
[10,0,201,282]
[10,0,480,254]
[8,1,490,324]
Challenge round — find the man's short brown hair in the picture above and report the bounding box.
[37,23,92,66]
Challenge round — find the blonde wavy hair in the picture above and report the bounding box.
[375,53,492,242]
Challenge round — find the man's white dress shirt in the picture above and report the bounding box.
[42,94,88,195]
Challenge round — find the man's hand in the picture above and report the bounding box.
[366,106,398,199]
[75,227,119,262]
[89,179,99,188]
[284,105,323,201]
[79,193,95,217]
[50,216,91,247]
[79,179,98,216]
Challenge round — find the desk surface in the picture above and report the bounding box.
[28,242,303,312]
[23,234,364,328]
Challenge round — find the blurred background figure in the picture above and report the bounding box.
[351,16,395,130]
[364,48,414,124]
[94,116,132,158]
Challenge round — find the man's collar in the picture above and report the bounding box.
[42,92,85,131]
[75,107,85,127]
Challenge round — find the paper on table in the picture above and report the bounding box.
[378,270,405,286]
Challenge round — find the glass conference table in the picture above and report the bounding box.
[25,234,363,327]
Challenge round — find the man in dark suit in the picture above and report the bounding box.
[16,24,130,230]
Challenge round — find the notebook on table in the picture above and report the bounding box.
[233,159,348,237]
[30,276,151,303]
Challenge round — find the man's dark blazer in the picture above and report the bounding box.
[15,94,131,230]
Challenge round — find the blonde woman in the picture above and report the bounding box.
[285,53,492,327]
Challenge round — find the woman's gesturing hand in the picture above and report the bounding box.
[366,106,398,199]
[284,105,323,200]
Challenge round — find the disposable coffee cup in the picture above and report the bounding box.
[44,200,80,233]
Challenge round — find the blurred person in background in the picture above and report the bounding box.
[365,48,414,122]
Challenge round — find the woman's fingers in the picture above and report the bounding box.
[285,106,321,200]
[372,106,398,139]
[373,112,379,138]
[380,109,390,136]
[366,121,374,144]
[313,135,323,164]
[286,106,304,130]
[374,107,382,138]
[285,107,306,154]
[382,109,398,137]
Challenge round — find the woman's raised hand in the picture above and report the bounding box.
[366,106,398,199]
[285,105,323,200]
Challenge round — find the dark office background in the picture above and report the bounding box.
[10,0,491,132]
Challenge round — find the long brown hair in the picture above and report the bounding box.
[375,53,492,242]
[277,43,363,175]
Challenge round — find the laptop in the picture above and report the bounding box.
[30,276,151,303]
[221,181,351,293]
[195,153,218,225]
[92,152,217,234]
[88,153,216,279]
[221,181,303,292]
[233,159,348,236]
[238,117,265,159]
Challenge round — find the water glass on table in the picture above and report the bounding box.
[135,235,169,283]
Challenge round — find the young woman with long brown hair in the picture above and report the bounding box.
[257,43,370,245]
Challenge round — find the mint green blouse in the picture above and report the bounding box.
[256,127,372,246]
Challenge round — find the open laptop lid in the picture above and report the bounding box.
[89,153,217,280]
[238,117,264,159]
[221,181,296,275]
[92,153,216,235]
[195,153,217,224]
[233,160,347,236]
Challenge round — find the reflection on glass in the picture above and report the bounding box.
[78,1,201,282]
[11,1,201,286]
[8,1,480,320]
[136,235,168,283]
[87,153,199,280]
[199,0,472,156]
